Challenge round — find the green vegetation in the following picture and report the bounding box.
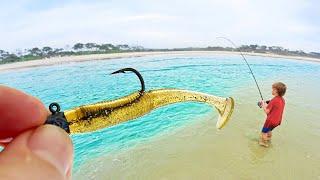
[1,43,319,65]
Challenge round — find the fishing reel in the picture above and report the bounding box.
[257,100,270,108]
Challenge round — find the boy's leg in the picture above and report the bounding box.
[259,132,269,147]
[259,127,271,147]
[267,131,272,141]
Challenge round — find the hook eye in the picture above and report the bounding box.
[49,102,61,114]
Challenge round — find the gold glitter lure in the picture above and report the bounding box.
[45,68,234,134]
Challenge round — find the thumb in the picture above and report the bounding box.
[0,125,73,180]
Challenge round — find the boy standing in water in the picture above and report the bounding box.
[259,82,286,147]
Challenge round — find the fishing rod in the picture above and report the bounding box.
[216,37,264,101]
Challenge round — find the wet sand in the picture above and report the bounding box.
[1,51,319,72]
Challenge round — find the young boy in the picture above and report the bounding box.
[259,82,286,147]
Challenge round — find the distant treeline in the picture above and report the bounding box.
[1,43,319,64]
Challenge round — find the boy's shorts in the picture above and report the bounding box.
[261,127,274,133]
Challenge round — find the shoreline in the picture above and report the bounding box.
[1,51,319,72]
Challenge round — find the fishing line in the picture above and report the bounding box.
[216,37,264,101]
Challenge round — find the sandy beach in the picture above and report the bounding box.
[0,51,319,72]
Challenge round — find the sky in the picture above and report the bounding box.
[1,0,319,52]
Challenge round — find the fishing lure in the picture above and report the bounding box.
[45,68,235,134]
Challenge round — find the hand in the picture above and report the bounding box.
[261,101,267,108]
[0,86,73,179]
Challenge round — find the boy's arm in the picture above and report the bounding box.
[262,101,271,114]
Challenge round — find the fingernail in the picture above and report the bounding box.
[28,125,73,176]
[0,137,13,143]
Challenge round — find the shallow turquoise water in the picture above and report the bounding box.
[1,54,319,175]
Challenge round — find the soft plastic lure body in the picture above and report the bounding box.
[45,68,234,134]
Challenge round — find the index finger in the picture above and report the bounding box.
[0,85,48,139]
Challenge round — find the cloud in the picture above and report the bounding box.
[0,0,319,52]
